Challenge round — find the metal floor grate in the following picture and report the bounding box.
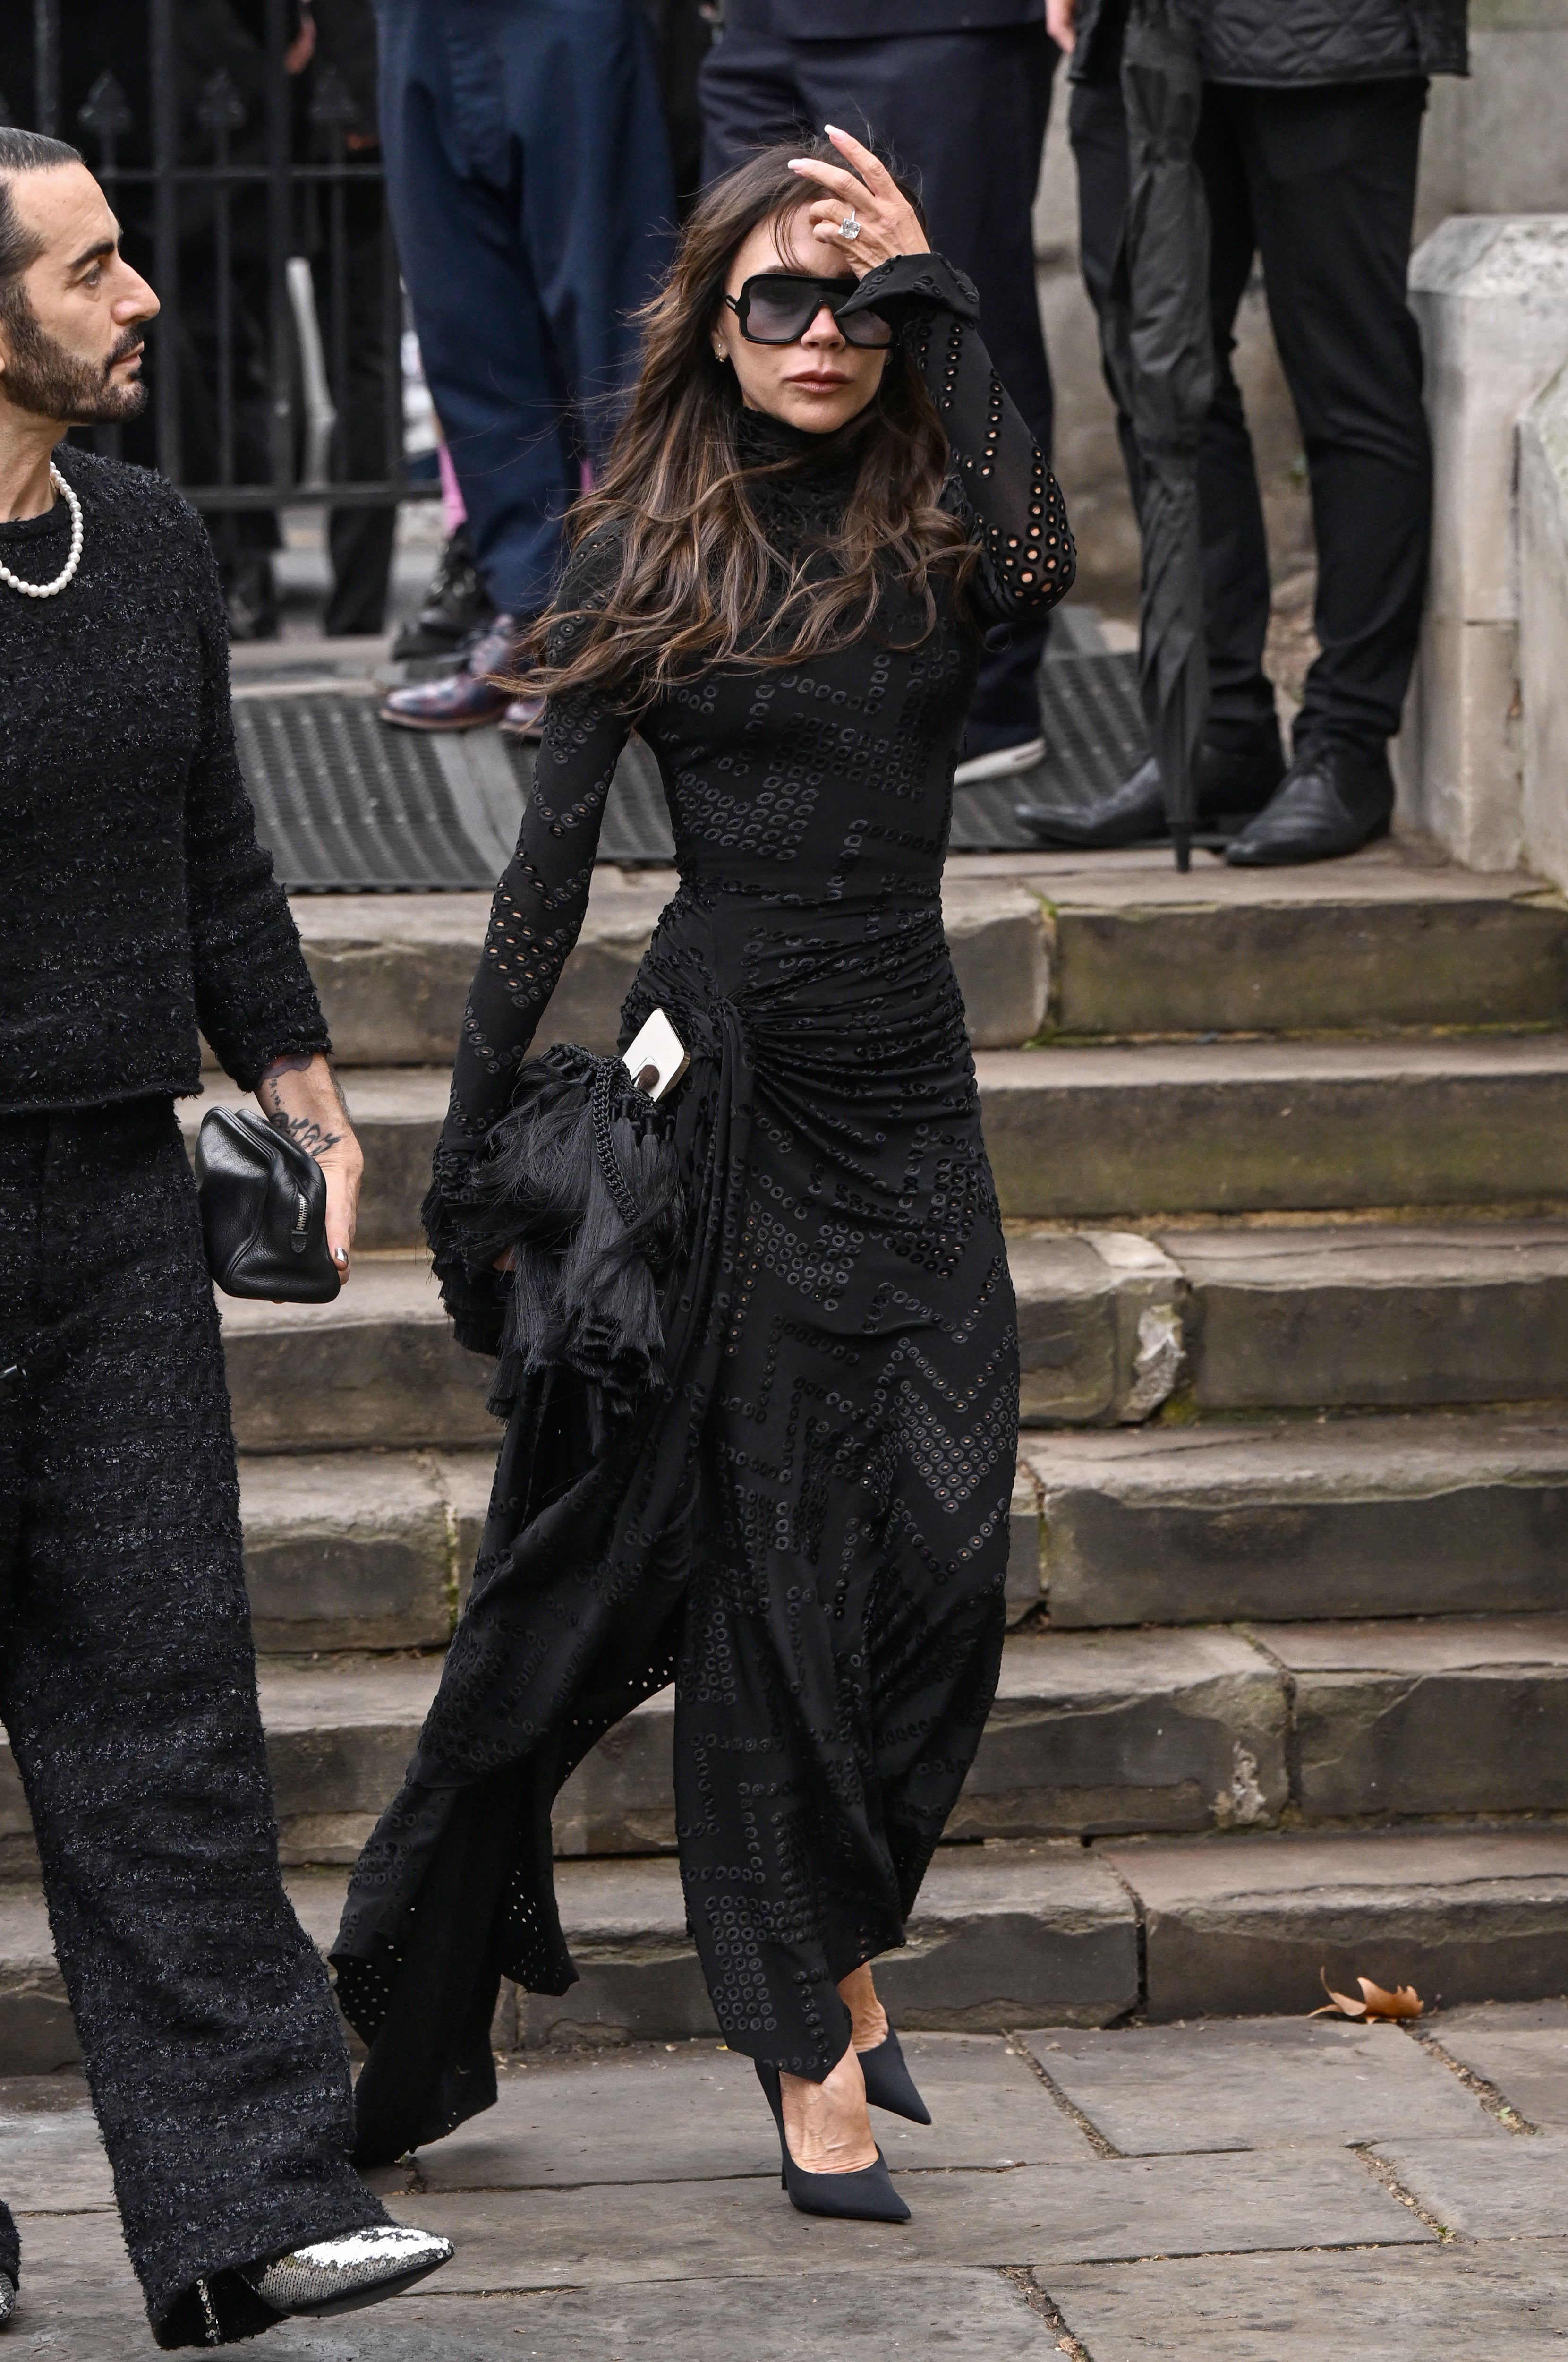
[238,652,1144,891]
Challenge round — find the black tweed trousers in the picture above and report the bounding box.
[0,1099,383,2347]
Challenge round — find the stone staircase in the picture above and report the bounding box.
[9,836,1568,2070]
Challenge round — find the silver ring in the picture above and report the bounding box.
[840,211,861,241]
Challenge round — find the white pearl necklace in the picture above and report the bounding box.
[0,466,84,599]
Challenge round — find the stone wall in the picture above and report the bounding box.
[1518,360,1568,888]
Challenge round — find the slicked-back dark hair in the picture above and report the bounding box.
[0,128,85,319]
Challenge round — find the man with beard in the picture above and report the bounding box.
[0,129,453,2346]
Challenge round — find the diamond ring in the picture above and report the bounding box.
[840,211,861,241]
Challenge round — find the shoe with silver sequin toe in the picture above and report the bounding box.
[241,2225,453,2319]
[0,2268,15,2325]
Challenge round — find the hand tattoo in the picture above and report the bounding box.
[266,1111,343,1157]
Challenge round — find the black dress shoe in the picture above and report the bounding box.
[392,524,495,662]
[857,2028,931,2125]
[755,2061,912,2223]
[1224,742,1394,867]
[1017,730,1284,851]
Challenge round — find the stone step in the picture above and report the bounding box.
[273,854,1566,1070]
[218,1219,1568,1457]
[981,1034,1568,1220]
[1021,1411,1568,1627]
[219,1258,494,1454]
[1165,1220,1568,1411]
[266,873,1048,1068]
[1040,852,1568,1038]
[6,1821,1562,2070]
[1097,1826,1568,2022]
[237,1450,493,1652]
[196,1034,1568,1256]
[4,1608,1554,1880]
[220,1237,1186,1450]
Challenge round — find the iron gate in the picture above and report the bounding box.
[2,0,429,514]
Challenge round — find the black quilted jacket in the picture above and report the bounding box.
[1070,0,1468,85]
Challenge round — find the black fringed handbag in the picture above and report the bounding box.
[443,1012,690,1406]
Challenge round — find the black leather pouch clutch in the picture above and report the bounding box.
[195,1106,341,1303]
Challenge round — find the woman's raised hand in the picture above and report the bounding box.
[788,126,930,280]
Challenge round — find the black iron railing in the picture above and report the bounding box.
[5,0,430,513]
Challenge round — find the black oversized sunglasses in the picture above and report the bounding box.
[724,272,893,350]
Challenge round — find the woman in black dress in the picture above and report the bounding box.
[334,126,1073,2221]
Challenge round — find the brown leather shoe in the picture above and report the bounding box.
[380,614,517,731]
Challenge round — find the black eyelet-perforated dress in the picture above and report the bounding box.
[332,253,1074,2163]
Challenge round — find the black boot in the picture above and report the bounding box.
[392,524,495,662]
[1224,741,1394,866]
[1016,724,1284,851]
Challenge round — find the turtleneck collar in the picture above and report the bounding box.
[732,399,873,485]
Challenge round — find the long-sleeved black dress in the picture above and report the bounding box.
[333,253,1074,2162]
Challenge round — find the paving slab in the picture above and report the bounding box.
[1374,2127,1568,2239]
[1256,1615,1568,1819]
[0,2074,109,2212]
[1023,1412,1568,1626]
[1041,2241,1568,2361]
[1015,2016,1497,2154]
[1102,1827,1568,2021]
[394,2144,1429,2289]
[950,1628,1287,1839]
[977,1034,1568,1220]
[8,2258,1057,2362]
[416,2033,1085,2189]
[426,2269,1055,2362]
[1169,1221,1568,1410]
[1429,1998,1568,2130]
[220,1257,495,1453]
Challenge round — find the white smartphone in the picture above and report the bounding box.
[621,1008,690,1102]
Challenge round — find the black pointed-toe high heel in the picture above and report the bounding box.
[855,2026,931,2125]
[755,2061,911,2223]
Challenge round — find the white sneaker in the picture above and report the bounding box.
[242,2224,454,2319]
[953,736,1046,786]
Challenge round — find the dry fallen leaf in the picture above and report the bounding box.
[1310,1967,1423,2021]
[1357,1975,1423,2020]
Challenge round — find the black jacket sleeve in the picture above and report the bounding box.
[840,252,1075,629]
[183,525,330,1089]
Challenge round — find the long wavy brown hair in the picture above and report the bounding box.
[522,139,979,708]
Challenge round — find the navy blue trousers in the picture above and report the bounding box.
[375,0,675,619]
[699,22,1059,745]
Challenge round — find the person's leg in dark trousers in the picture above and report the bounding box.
[375,0,673,626]
[322,177,398,638]
[1192,84,1279,754]
[0,1103,380,2346]
[319,178,399,638]
[1231,78,1431,754]
[703,25,1058,763]
[1068,75,1142,509]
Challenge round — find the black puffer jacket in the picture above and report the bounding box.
[1071,0,1467,85]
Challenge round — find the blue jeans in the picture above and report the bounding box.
[376,0,675,618]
